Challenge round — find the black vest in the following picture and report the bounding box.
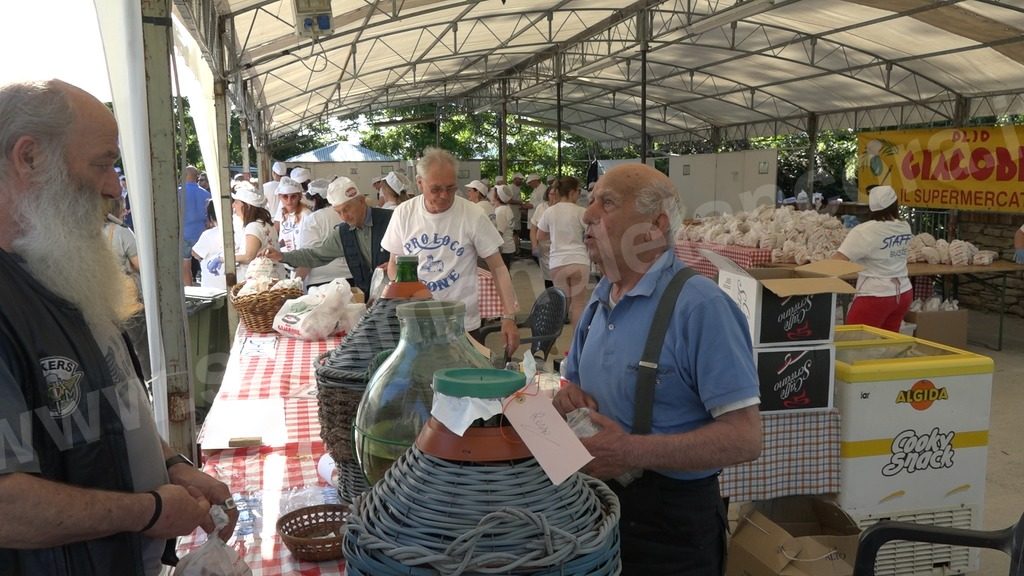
[0,249,147,575]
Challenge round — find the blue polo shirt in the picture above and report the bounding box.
[180,182,212,245]
[565,249,759,480]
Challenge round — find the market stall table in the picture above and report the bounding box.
[176,269,503,573]
[176,325,346,574]
[905,261,1024,351]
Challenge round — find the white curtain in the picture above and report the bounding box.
[92,0,170,432]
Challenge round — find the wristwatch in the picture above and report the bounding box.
[165,453,195,470]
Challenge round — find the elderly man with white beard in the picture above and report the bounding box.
[0,80,236,575]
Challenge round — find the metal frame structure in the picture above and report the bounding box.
[173,0,1024,150]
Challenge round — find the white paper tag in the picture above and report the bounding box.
[503,382,593,485]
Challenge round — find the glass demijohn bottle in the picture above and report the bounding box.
[352,300,491,484]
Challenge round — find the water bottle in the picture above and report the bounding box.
[558,350,570,389]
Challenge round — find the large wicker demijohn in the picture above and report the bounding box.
[352,300,490,484]
[343,368,622,575]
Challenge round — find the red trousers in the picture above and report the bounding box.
[846,289,914,333]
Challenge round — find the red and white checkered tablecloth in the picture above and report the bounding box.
[477,267,503,319]
[721,408,841,501]
[181,326,349,574]
[674,241,773,279]
[176,443,348,575]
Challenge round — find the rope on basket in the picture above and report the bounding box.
[343,446,621,576]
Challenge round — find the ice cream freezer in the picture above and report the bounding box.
[834,326,994,575]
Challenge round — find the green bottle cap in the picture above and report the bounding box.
[433,368,526,399]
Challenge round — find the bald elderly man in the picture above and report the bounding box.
[0,80,236,574]
[554,164,762,575]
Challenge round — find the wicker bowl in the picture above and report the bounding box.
[230,281,303,333]
[277,503,348,562]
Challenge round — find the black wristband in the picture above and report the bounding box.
[140,490,162,533]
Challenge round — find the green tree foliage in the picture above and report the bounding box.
[353,105,595,182]
[267,119,341,163]
[749,130,858,200]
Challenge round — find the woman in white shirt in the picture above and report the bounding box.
[530,185,560,289]
[537,176,590,329]
[465,179,495,225]
[492,185,517,268]
[274,176,311,253]
[232,182,286,280]
[379,171,407,209]
[191,200,232,289]
[832,185,913,332]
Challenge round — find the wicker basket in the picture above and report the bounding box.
[277,503,348,562]
[230,282,303,333]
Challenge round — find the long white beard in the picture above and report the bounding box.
[11,163,140,339]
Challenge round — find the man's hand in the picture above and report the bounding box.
[1015,248,1024,264]
[553,382,598,416]
[168,465,238,541]
[260,246,283,262]
[142,485,212,539]
[501,318,521,358]
[578,411,634,480]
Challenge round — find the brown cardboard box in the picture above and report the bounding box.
[727,496,860,576]
[904,309,968,349]
[703,250,862,347]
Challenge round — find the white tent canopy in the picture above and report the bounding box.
[175,0,1024,147]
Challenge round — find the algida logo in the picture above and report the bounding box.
[40,356,84,418]
[895,379,948,411]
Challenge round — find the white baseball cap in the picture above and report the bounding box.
[371,176,383,185]
[496,185,513,203]
[272,161,288,176]
[290,167,311,184]
[526,173,541,183]
[308,179,330,197]
[465,180,488,195]
[869,185,898,211]
[231,182,267,208]
[327,177,362,206]
[384,171,405,193]
[276,176,303,195]
[512,172,524,180]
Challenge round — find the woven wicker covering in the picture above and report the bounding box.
[344,447,621,575]
[277,504,348,562]
[336,458,370,505]
[230,282,302,333]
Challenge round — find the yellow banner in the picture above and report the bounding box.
[858,126,1024,213]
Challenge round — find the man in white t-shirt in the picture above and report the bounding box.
[263,161,288,217]
[382,148,520,354]
[833,185,913,332]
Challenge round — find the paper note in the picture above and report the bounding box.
[199,398,288,449]
[503,383,593,485]
[288,381,319,399]
[240,335,278,358]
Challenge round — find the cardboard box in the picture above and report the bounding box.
[727,496,860,576]
[754,345,835,412]
[903,309,968,349]
[702,250,861,347]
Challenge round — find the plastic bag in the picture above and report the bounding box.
[174,507,251,576]
[368,266,388,303]
[273,278,353,340]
